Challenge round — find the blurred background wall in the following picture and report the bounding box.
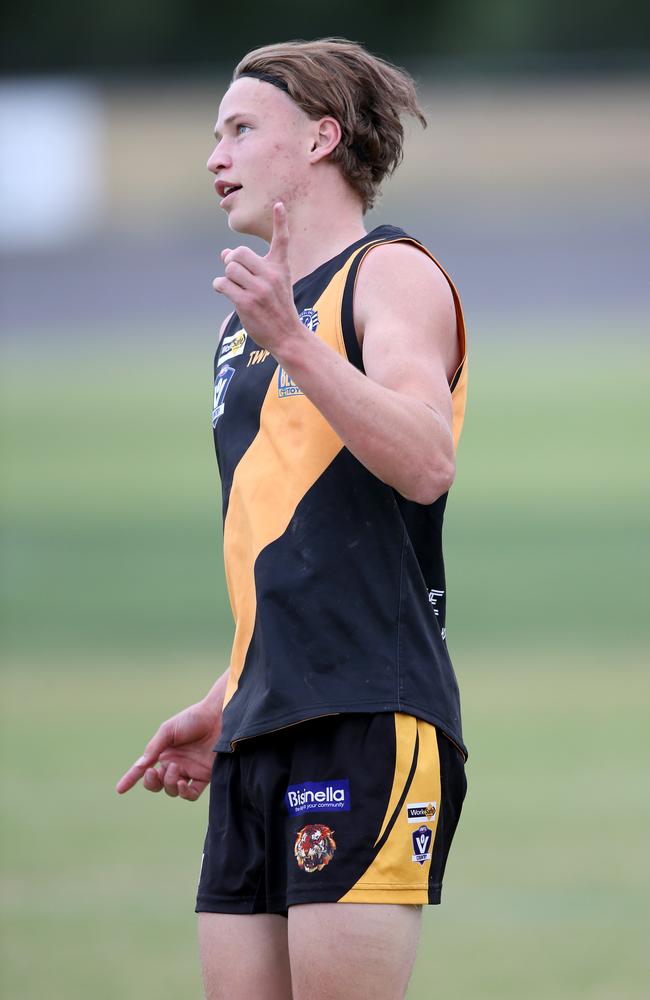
[2,3,649,998]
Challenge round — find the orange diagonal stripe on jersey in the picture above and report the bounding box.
[223,390,343,704]
[221,277,349,706]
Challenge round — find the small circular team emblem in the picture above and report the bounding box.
[298,308,320,333]
[294,823,337,873]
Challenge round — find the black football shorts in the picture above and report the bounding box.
[196,712,467,916]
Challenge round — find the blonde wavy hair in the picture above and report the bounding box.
[233,38,427,212]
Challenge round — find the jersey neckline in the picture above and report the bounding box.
[291,225,404,295]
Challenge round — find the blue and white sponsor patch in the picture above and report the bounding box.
[277,366,303,397]
[285,779,350,816]
[411,825,433,865]
[277,308,319,397]
[212,364,235,427]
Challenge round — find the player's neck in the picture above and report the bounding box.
[289,221,367,284]
[286,188,367,284]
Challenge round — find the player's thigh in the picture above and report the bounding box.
[288,902,421,1000]
[198,912,292,1000]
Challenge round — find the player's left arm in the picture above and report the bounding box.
[353,240,460,500]
[284,243,459,505]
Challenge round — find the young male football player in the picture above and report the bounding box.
[118,38,468,1000]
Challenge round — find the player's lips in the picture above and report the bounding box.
[215,179,243,207]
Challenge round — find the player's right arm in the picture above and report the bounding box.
[117,311,236,802]
[115,668,229,801]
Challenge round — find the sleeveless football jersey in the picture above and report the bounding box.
[211,225,468,758]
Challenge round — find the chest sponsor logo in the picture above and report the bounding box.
[277,367,303,397]
[212,364,235,428]
[406,801,437,824]
[277,307,320,397]
[285,779,350,816]
[218,327,247,363]
[412,825,433,865]
[247,348,270,367]
[294,823,337,873]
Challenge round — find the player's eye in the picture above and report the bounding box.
[236,124,252,136]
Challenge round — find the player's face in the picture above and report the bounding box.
[208,77,315,240]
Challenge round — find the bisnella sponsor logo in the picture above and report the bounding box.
[285,779,350,816]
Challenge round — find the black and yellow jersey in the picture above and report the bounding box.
[211,225,468,758]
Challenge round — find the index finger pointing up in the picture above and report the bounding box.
[268,202,290,260]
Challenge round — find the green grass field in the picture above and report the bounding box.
[2,328,649,998]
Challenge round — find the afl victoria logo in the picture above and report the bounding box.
[411,825,433,865]
[212,364,235,427]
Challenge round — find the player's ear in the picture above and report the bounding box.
[309,117,342,162]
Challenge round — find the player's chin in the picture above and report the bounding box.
[227,208,262,239]
[226,210,248,235]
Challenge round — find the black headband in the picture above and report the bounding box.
[237,70,290,93]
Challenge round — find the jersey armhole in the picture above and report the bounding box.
[340,241,386,373]
[340,237,467,388]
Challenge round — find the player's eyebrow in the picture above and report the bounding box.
[213,112,256,141]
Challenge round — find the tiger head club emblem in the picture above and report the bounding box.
[294,824,337,873]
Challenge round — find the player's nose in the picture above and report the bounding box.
[207,141,232,174]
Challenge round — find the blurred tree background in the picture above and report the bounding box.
[3,0,650,72]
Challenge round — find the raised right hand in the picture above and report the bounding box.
[116,698,222,802]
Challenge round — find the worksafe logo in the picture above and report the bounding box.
[411,825,433,866]
[212,364,235,427]
[406,801,437,824]
[218,327,247,363]
[285,779,350,817]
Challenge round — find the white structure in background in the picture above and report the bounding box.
[0,79,104,250]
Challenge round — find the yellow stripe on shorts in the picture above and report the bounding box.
[339,714,441,903]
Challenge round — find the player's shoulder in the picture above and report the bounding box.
[354,238,455,328]
[217,310,235,344]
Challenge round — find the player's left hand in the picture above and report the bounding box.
[212,201,305,356]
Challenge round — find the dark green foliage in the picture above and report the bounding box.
[2,0,649,73]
